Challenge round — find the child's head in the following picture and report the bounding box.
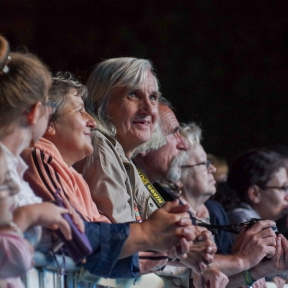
[0,148,19,226]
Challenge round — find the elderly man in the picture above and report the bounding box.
[133,100,286,288]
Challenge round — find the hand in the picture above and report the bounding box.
[14,202,73,240]
[252,278,267,288]
[232,220,277,269]
[249,234,288,280]
[271,276,286,288]
[182,228,217,274]
[193,266,229,288]
[141,200,195,253]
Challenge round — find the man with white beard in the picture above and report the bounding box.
[133,99,188,187]
[133,99,228,288]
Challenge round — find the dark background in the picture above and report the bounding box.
[2,0,288,164]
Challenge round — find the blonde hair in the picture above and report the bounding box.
[0,36,51,137]
[85,57,159,136]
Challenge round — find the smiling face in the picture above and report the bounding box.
[106,70,160,158]
[181,144,216,206]
[45,89,97,166]
[254,167,288,220]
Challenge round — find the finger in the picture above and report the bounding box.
[259,235,277,247]
[258,226,277,238]
[182,227,196,242]
[204,253,215,264]
[169,203,190,214]
[77,217,85,233]
[178,217,192,226]
[199,261,207,273]
[179,237,191,254]
[197,230,213,241]
[61,196,71,210]
[247,220,276,233]
[265,246,276,259]
[161,200,180,212]
[56,206,70,215]
[279,234,288,258]
[57,217,72,240]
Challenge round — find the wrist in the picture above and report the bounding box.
[129,222,152,251]
[243,270,256,288]
[232,253,250,272]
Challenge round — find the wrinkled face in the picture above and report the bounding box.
[181,144,216,200]
[257,167,288,220]
[144,105,188,182]
[106,70,160,156]
[51,89,97,166]
[0,156,17,226]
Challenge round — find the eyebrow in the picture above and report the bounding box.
[168,126,179,135]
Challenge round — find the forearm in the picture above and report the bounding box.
[12,205,37,232]
[212,254,248,276]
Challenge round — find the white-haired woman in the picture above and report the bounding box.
[75,58,165,223]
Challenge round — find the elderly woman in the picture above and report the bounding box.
[22,73,196,279]
[74,58,165,223]
[179,123,288,288]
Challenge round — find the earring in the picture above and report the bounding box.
[29,129,35,151]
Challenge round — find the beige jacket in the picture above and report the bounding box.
[74,130,157,223]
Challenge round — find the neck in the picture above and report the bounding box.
[115,134,138,159]
[0,129,31,157]
[182,190,209,213]
[133,155,160,183]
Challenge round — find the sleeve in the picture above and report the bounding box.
[74,135,135,223]
[0,231,33,278]
[83,221,139,278]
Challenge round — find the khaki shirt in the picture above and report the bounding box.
[74,130,157,223]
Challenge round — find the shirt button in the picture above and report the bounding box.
[150,203,154,207]
[125,165,130,170]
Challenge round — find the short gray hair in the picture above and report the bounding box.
[180,122,202,147]
[85,57,159,136]
[48,72,87,123]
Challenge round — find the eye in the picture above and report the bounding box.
[78,107,84,114]
[128,92,138,99]
[149,94,158,102]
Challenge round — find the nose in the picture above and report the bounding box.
[208,163,217,174]
[176,132,189,151]
[139,96,157,116]
[84,111,97,129]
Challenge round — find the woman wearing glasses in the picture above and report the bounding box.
[227,149,288,224]
[226,149,288,288]
[178,123,233,255]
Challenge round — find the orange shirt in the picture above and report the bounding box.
[22,138,110,223]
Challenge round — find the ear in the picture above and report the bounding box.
[247,185,261,204]
[26,102,42,126]
[44,122,56,137]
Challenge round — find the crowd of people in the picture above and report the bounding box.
[1,34,288,288]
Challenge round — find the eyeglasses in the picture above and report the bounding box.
[42,101,57,115]
[0,172,19,200]
[261,185,288,193]
[181,159,213,170]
